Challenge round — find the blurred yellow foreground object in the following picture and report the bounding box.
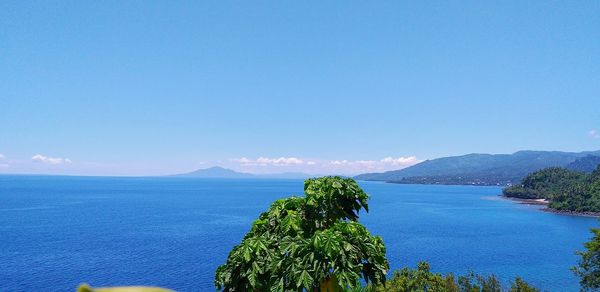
[77,283,174,292]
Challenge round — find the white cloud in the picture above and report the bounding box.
[0,153,5,160]
[326,156,422,174]
[380,156,420,166]
[236,157,252,164]
[230,155,421,175]
[330,160,377,166]
[31,154,72,164]
[590,129,599,139]
[234,156,304,166]
[257,157,304,165]
[329,156,420,167]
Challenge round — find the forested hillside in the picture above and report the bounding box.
[356,150,600,186]
[503,166,600,213]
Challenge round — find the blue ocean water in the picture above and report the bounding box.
[0,176,596,291]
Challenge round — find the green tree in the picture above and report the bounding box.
[503,166,600,213]
[367,262,538,292]
[214,177,389,291]
[573,228,600,290]
[508,277,539,292]
[367,261,456,292]
[456,271,500,292]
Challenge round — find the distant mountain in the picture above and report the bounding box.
[566,155,600,173]
[355,150,600,186]
[172,166,254,178]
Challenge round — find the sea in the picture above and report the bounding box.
[0,175,597,291]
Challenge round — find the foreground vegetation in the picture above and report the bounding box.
[215,176,543,291]
[574,228,600,291]
[366,262,538,292]
[215,177,388,291]
[503,166,600,213]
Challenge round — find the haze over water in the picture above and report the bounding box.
[0,176,596,291]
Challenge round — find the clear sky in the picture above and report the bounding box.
[1,1,599,176]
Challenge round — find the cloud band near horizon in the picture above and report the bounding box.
[31,154,72,165]
[230,156,421,175]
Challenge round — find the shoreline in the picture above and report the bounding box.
[501,195,600,218]
[504,196,550,205]
[540,208,600,218]
[375,180,600,218]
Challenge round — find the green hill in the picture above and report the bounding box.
[355,150,600,186]
[503,166,600,213]
[566,155,600,173]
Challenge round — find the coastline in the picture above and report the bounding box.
[501,195,600,218]
[540,208,600,218]
[504,196,550,206]
[373,179,600,218]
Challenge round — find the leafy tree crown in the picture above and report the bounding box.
[215,176,388,291]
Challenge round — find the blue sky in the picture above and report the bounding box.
[1,1,599,176]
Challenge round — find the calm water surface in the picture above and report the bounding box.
[0,176,596,291]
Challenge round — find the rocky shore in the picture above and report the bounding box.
[502,195,600,217]
[540,208,600,218]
